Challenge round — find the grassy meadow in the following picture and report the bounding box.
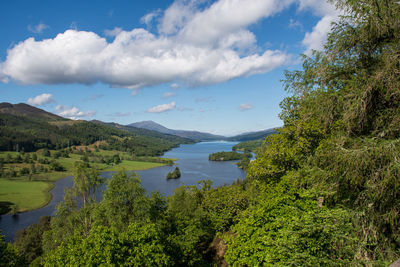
[0,147,174,214]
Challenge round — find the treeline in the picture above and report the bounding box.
[232,139,263,152]
[208,151,243,161]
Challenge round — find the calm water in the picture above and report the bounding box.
[0,141,245,242]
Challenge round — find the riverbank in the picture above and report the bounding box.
[0,149,173,215]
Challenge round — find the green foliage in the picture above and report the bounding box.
[225,184,358,266]
[44,222,171,266]
[232,139,263,152]
[0,231,26,267]
[0,113,193,157]
[14,216,51,263]
[95,171,151,230]
[166,167,181,179]
[244,0,400,263]
[209,151,244,161]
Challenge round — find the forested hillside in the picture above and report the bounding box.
[1,0,399,265]
[0,105,194,156]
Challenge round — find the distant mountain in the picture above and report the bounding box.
[92,120,195,145]
[128,120,225,141]
[0,102,65,121]
[226,128,277,142]
[129,121,173,134]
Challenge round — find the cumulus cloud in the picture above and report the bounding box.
[162,92,176,98]
[28,23,49,34]
[27,93,56,106]
[239,103,253,111]
[55,105,96,119]
[0,0,297,91]
[0,0,341,89]
[147,101,176,113]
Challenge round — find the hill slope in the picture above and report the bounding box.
[0,102,65,121]
[226,128,277,141]
[0,103,193,155]
[129,120,224,141]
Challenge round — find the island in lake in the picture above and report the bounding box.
[166,167,181,179]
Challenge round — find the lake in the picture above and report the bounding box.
[0,141,245,242]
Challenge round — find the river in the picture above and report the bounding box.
[0,141,245,242]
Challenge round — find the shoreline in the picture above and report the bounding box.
[1,160,174,215]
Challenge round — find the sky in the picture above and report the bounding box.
[0,0,340,136]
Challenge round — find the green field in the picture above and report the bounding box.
[0,149,174,214]
[104,160,166,172]
[0,180,53,213]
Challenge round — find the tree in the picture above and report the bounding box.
[95,171,149,230]
[44,222,171,267]
[14,216,51,263]
[0,231,26,266]
[72,162,103,207]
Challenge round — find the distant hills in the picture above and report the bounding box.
[0,102,277,153]
[128,121,225,141]
[129,120,277,142]
[0,103,193,155]
[226,128,277,142]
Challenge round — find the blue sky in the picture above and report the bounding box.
[0,0,339,135]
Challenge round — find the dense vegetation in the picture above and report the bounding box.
[166,167,181,179]
[232,139,263,152]
[0,109,194,155]
[208,151,243,161]
[1,0,400,265]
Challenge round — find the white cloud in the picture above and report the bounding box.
[0,0,296,90]
[27,93,56,106]
[298,0,341,55]
[104,27,123,37]
[297,0,337,17]
[55,105,96,119]
[147,101,176,113]
[140,9,161,28]
[302,15,336,55]
[178,0,294,46]
[162,92,176,98]
[239,103,253,111]
[28,23,49,34]
[158,0,200,35]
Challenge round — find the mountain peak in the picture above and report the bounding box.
[0,102,65,121]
